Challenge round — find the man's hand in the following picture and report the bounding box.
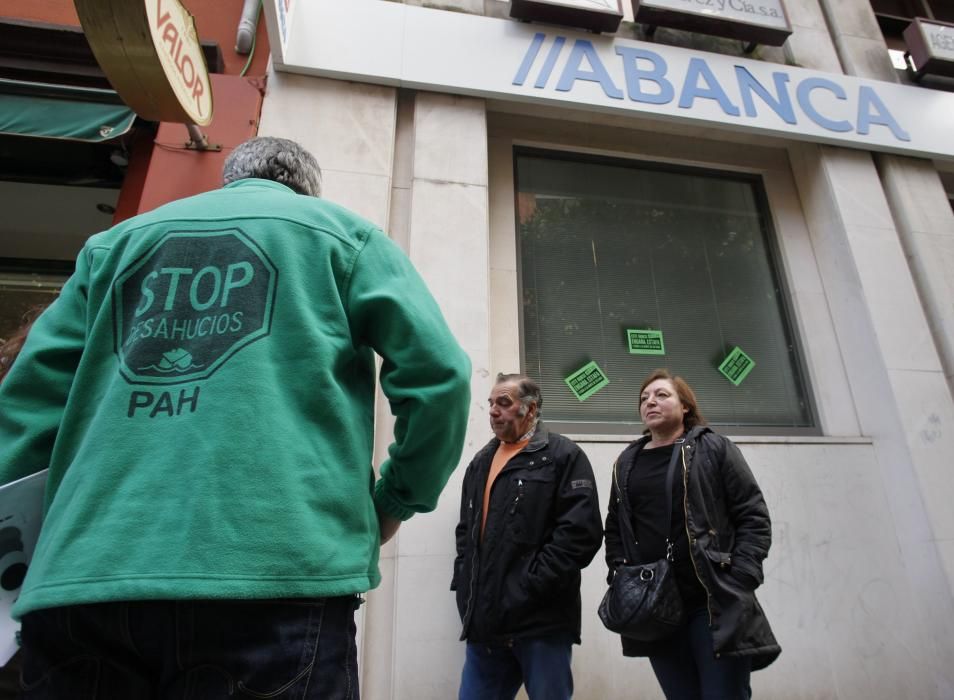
[378,509,401,545]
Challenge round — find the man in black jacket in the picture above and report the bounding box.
[452,373,603,700]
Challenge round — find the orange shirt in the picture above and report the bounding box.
[481,438,529,539]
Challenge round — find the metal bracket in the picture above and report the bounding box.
[904,52,927,83]
[184,123,222,152]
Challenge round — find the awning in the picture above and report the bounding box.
[0,78,136,142]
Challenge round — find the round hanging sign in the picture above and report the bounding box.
[74,0,213,126]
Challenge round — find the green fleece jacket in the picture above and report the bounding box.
[0,179,471,618]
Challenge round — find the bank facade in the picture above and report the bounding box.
[255,1,954,698]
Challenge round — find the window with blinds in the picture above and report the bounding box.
[516,149,815,433]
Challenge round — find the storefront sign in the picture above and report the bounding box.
[511,33,909,142]
[509,0,623,34]
[903,18,954,79]
[262,0,295,66]
[632,0,791,46]
[74,0,213,125]
[277,0,954,160]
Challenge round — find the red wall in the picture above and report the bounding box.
[132,74,264,215]
[0,0,271,77]
[1,0,270,219]
[0,0,80,25]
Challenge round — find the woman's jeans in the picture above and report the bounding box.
[17,596,360,699]
[649,607,752,700]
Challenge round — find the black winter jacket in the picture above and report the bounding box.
[452,422,603,644]
[604,426,781,670]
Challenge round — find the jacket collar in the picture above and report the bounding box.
[223,178,298,195]
[684,424,711,442]
[522,420,550,453]
[633,423,711,449]
[484,420,551,455]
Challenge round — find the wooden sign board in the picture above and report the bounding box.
[74,0,213,125]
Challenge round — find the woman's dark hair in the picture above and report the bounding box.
[0,305,46,384]
[639,368,707,430]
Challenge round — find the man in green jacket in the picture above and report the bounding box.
[0,136,472,698]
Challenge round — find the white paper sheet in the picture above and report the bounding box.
[0,470,48,665]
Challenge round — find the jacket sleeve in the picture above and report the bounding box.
[347,228,472,522]
[717,435,772,589]
[526,444,603,595]
[603,459,625,579]
[0,248,92,486]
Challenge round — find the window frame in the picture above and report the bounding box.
[487,110,864,440]
[511,145,820,437]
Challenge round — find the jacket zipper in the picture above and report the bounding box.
[682,443,714,627]
[510,479,524,514]
[462,497,480,630]
[463,436,545,633]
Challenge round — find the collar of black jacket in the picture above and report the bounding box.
[491,420,551,454]
[628,424,711,452]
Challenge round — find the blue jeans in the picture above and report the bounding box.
[459,634,573,700]
[17,596,360,699]
[649,607,752,700]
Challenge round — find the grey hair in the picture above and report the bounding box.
[222,137,322,197]
[495,372,542,417]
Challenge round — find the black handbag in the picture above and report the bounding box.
[598,439,686,642]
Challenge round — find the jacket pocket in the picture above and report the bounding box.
[509,470,556,545]
[704,549,732,570]
[498,552,533,625]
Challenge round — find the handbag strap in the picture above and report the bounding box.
[661,437,685,562]
[614,437,685,563]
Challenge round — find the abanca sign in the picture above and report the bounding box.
[273,0,954,160]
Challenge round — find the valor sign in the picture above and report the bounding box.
[74,0,214,125]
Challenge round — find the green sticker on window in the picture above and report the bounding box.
[627,329,665,355]
[565,361,610,401]
[718,347,756,386]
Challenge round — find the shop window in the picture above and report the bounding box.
[516,150,814,432]
[0,132,121,343]
[0,268,66,343]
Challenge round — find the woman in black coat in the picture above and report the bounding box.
[604,369,780,699]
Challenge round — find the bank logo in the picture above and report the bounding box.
[113,229,277,386]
